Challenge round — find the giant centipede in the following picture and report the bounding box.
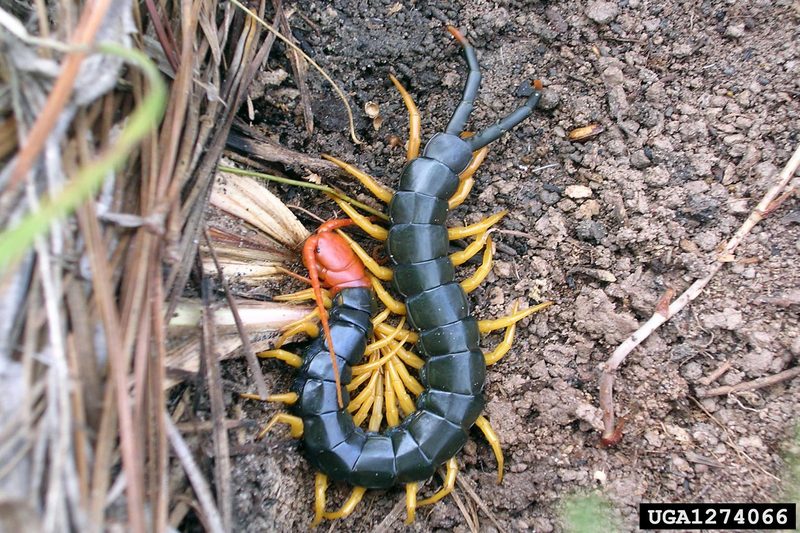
[257,26,544,526]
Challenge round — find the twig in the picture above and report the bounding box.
[697,367,800,398]
[450,486,478,533]
[164,415,225,533]
[698,360,732,386]
[199,263,233,530]
[598,144,800,442]
[204,228,269,399]
[76,200,146,533]
[456,475,508,533]
[689,397,781,482]
[371,498,405,533]
[227,123,337,173]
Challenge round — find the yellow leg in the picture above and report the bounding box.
[335,230,393,281]
[323,486,367,520]
[390,339,424,369]
[478,301,553,334]
[274,287,331,307]
[278,308,320,335]
[375,322,418,344]
[484,301,520,366]
[256,349,302,368]
[418,457,457,506]
[275,320,319,348]
[405,482,418,524]
[368,371,385,431]
[241,391,298,406]
[242,391,299,404]
[352,380,376,426]
[390,356,424,396]
[330,195,389,240]
[459,146,490,181]
[348,369,380,413]
[365,319,408,355]
[353,392,380,426]
[346,370,372,392]
[371,307,391,328]
[257,413,304,440]
[449,145,489,209]
[321,154,393,203]
[387,357,416,416]
[389,74,421,160]
[451,231,490,266]
[475,415,504,483]
[448,177,475,210]
[385,358,400,426]
[356,332,408,375]
[460,236,493,294]
[448,210,507,240]
[312,472,328,527]
[370,274,406,315]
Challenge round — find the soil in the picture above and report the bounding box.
[216,1,800,531]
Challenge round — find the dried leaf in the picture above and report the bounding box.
[169,299,311,332]
[211,172,310,248]
[568,124,604,142]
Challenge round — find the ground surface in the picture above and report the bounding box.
[221,1,800,531]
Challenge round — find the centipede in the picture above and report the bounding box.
[252,26,547,526]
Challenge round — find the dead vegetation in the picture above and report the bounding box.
[0,1,317,530]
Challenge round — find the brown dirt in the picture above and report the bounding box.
[217,1,800,531]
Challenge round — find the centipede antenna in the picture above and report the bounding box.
[467,80,543,150]
[445,25,482,136]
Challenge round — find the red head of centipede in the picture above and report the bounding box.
[302,219,371,408]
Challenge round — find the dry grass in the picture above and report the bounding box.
[0,1,316,530]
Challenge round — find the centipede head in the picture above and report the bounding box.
[301,220,369,408]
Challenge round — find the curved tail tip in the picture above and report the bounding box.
[446,25,468,45]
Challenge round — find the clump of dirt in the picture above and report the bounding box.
[220,1,799,530]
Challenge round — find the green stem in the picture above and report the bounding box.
[217,165,389,221]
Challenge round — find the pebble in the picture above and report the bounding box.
[702,307,743,330]
[685,180,710,194]
[538,89,561,110]
[630,149,651,169]
[681,361,703,380]
[540,190,560,205]
[672,43,693,58]
[671,455,692,473]
[576,199,601,219]
[728,198,750,215]
[564,184,593,199]
[742,349,774,373]
[602,65,625,87]
[575,220,607,243]
[586,1,619,24]
[725,23,745,38]
[515,80,534,97]
[738,435,765,450]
